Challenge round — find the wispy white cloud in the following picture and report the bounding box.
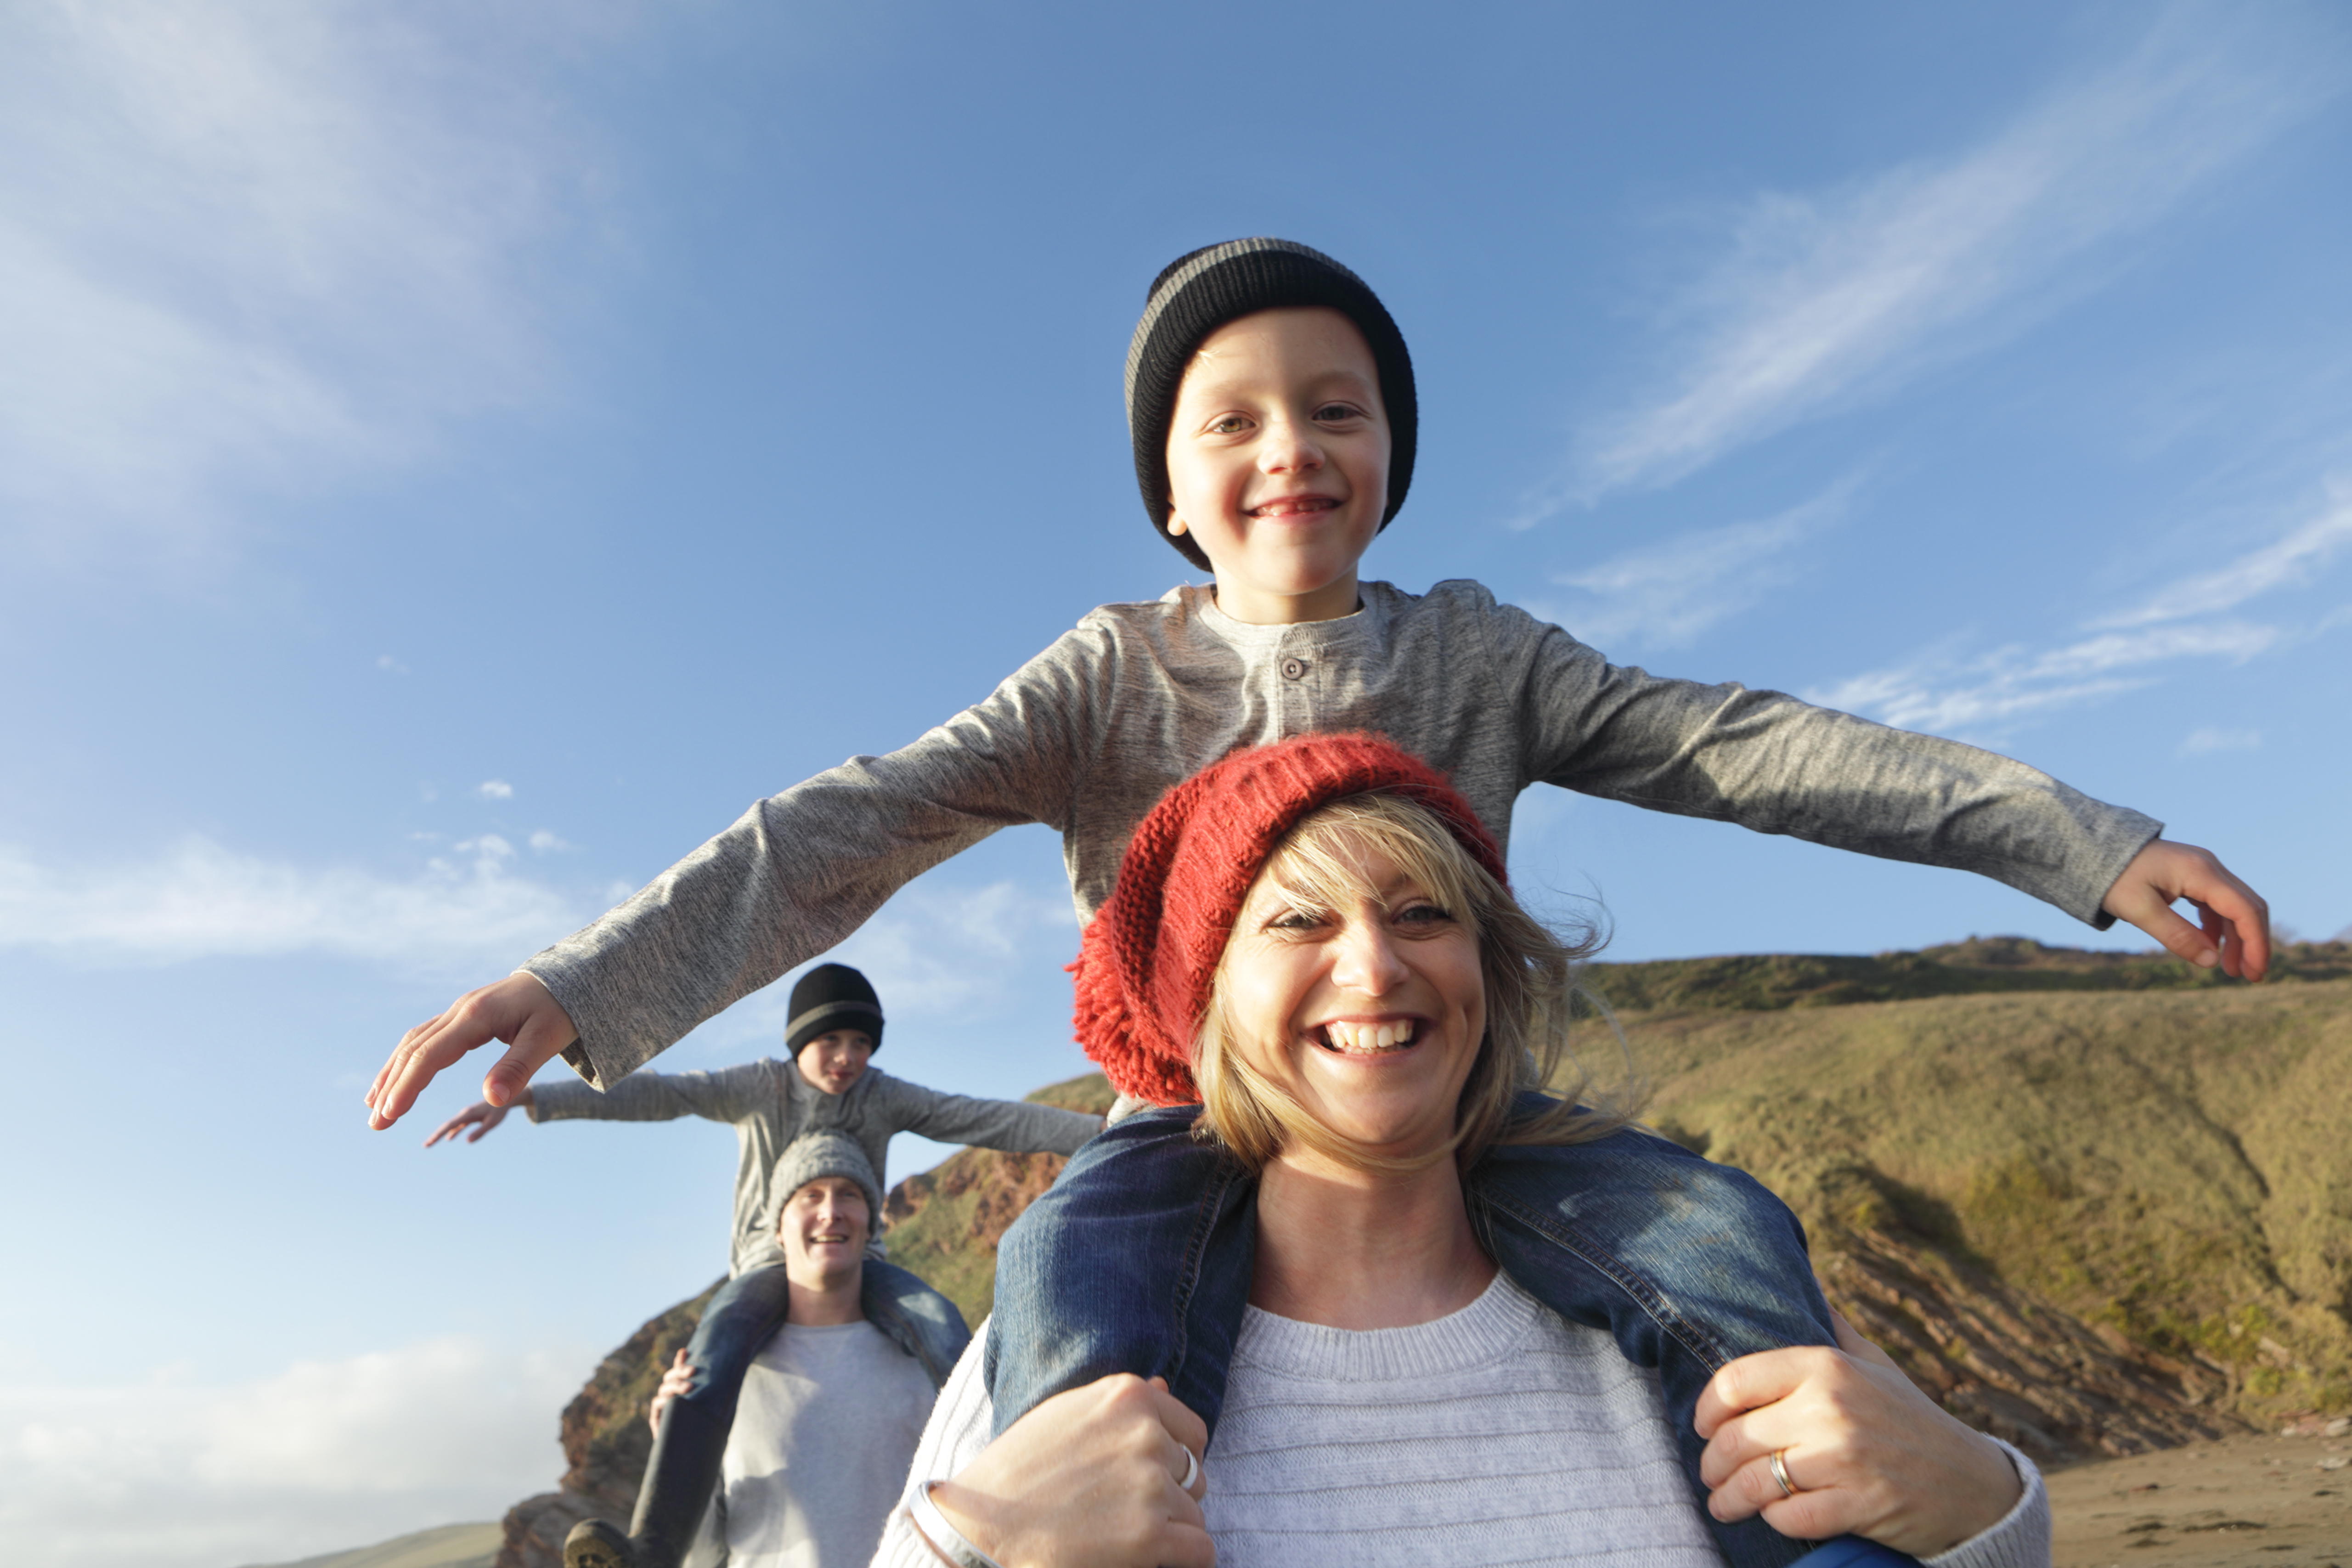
[0,1334,587,1568]
[528,829,574,853]
[2093,485,2352,628]
[1812,620,2277,736]
[1554,12,2341,508]
[0,1,613,564]
[1816,468,2349,738]
[2180,727,2262,756]
[0,834,588,976]
[477,779,516,801]
[827,879,1078,1019]
[1540,477,1857,650]
[682,876,1080,1060]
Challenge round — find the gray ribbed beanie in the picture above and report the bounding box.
[769,1132,885,1233]
[1126,238,1417,570]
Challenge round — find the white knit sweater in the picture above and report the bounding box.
[872,1275,2050,1568]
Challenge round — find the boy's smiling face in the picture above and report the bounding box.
[1164,306,1390,625]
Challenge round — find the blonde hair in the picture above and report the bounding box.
[1191,792,1638,1175]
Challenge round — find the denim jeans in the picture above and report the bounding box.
[987,1100,1902,1568]
[679,1257,972,1425]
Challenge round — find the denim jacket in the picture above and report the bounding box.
[987,1099,1885,1568]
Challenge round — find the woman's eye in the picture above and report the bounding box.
[1268,906,1328,932]
[1394,903,1452,927]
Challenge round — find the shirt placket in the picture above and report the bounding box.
[1275,632,1318,738]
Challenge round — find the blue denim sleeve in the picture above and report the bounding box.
[983,1107,1255,1439]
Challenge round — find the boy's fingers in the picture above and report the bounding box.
[2103,839,2271,981]
[485,1027,568,1109]
[367,1013,486,1129]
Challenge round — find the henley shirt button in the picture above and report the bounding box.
[1281,657,1309,681]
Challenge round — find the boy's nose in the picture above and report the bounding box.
[1257,422,1324,474]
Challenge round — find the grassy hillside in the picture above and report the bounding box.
[1621,973,2352,1423]
[1579,934,2352,1014]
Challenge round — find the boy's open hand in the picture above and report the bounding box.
[366,973,578,1131]
[2101,838,2270,981]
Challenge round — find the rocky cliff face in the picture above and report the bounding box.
[496,1284,718,1568]
[497,942,2349,1565]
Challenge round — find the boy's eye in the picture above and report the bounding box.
[1206,415,1254,435]
[1314,402,1364,423]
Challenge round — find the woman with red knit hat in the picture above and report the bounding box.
[875,735,2048,1568]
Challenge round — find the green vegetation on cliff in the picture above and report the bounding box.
[1579,935,2352,1015]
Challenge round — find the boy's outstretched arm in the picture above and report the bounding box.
[2101,838,2271,981]
[367,972,577,1131]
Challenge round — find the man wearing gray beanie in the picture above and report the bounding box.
[592,1132,961,1568]
[424,962,1101,1568]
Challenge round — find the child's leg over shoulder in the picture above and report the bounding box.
[985,1108,1255,1438]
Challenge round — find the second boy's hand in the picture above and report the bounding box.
[363,837,2269,1130]
[366,971,577,1130]
[2100,837,2270,982]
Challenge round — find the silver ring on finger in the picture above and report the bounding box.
[1769,1449,1799,1498]
[1177,1442,1200,1492]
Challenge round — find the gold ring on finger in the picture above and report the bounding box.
[1769,1449,1799,1498]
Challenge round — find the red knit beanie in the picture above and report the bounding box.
[1071,733,1507,1105]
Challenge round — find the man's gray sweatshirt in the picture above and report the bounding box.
[525,580,2160,1092]
[528,1061,1100,1277]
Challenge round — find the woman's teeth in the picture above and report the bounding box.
[1319,1020,1418,1054]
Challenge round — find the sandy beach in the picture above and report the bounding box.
[2051,1425,2352,1567]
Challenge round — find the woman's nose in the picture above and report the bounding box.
[1330,918,1409,994]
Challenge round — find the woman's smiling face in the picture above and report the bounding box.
[1217,833,1485,1164]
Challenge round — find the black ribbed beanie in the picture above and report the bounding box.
[785,963,884,1055]
[1126,238,1417,570]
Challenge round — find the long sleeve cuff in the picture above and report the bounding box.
[1922,1438,2050,1568]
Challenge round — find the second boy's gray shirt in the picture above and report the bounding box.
[528,1061,1100,1276]
[526,579,2161,1093]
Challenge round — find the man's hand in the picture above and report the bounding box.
[422,1092,531,1148]
[366,973,579,1131]
[1696,1312,2021,1558]
[2102,838,2271,981]
[930,1374,1212,1568]
[649,1349,694,1438]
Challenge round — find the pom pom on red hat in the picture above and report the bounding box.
[1070,733,1504,1105]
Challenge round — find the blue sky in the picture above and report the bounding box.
[2,4,2347,1563]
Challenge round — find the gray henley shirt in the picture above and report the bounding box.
[525,579,2160,1092]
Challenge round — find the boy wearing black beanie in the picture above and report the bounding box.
[425,961,1100,1568]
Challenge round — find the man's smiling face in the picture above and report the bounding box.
[778,1174,870,1293]
[1163,306,1391,626]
